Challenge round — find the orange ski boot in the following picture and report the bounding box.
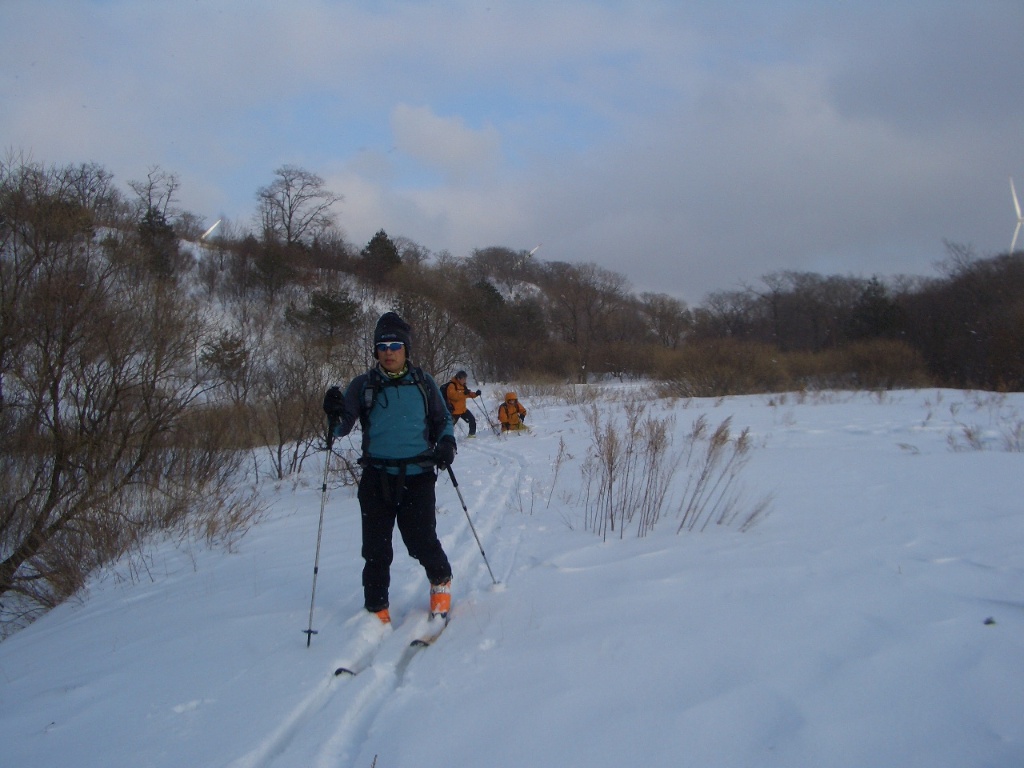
[429,580,451,621]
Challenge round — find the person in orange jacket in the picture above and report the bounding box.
[444,370,481,437]
[498,392,528,432]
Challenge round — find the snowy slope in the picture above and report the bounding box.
[1,388,1022,768]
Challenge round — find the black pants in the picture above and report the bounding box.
[357,467,452,612]
[453,410,476,436]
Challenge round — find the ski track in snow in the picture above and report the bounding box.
[226,435,527,768]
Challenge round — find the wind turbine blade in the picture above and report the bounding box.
[1012,178,1022,220]
[1012,221,1021,254]
[201,219,222,240]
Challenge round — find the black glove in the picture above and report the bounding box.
[475,390,482,397]
[433,436,457,470]
[520,413,526,422]
[323,385,344,417]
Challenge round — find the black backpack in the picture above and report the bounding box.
[441,380,455,411]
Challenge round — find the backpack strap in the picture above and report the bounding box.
[357,366,446,454]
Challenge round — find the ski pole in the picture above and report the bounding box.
[472,396,499,435]
[446,466,499,585]
[304,449,331,646]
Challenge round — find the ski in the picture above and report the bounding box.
[330,611,393,677]
[410,615,449,647]
[332,611,445,675]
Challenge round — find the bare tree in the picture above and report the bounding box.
[0,160,256,630]
[540,262,632,382]
[128,165,181,221]
[256,165,342,247]
[639,292,691,350]
[394,236,432,267]
[466,246,536,295]
[248,330,329,480]
[395,292,469,378]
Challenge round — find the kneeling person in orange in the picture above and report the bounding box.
[498,392,528,432]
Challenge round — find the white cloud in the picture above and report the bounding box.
[390,105,502,183]
[3,1,1022,303]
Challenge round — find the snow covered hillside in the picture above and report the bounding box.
[1,388,1022,767]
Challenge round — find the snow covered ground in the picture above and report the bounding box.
[1,387,1022,768]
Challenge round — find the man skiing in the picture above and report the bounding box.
[445,370,482,437]
[323,312,456,626]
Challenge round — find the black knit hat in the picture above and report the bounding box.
[373,312,412,356]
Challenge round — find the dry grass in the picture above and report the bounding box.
[580,403,771,539]
[657,338,931,397]
[945,391,1024,453]
[675,416,772,533]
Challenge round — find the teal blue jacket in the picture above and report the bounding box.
[334,364,454,475]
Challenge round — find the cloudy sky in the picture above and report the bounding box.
[3,1,1022,303]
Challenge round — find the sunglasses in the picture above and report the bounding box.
[375,341,405,352]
